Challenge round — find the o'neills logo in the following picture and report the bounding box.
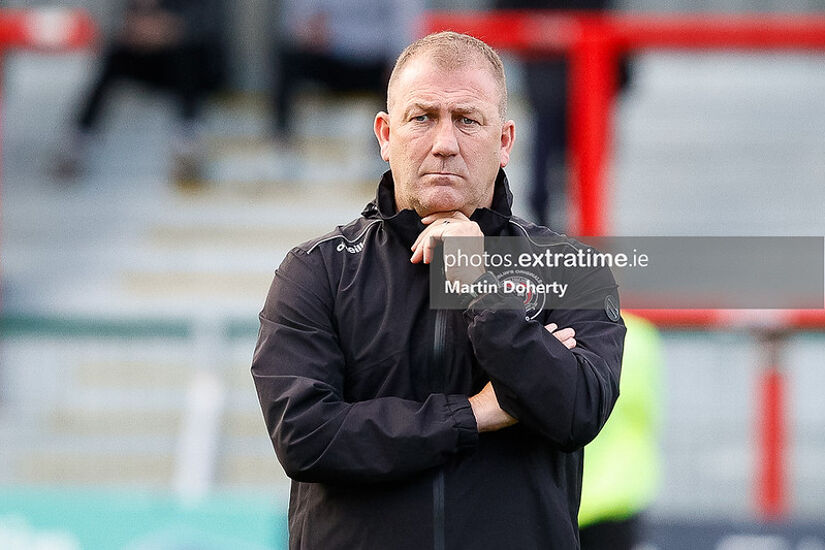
[499,269,546,320]
[336,240,364,254]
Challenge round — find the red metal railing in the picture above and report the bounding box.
[423,11,825,236]
[0,8,96,52]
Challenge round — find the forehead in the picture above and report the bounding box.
[390,57,501,115]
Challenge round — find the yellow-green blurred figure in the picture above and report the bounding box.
[579,313,662,549]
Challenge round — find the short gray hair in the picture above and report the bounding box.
[387,31,508,119]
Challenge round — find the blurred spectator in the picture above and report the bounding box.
[493,0,624,229]
[578,312,663,549]
[271,0,424,144]
[55,0,226,186]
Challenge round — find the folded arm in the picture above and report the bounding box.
[252,250,478,484]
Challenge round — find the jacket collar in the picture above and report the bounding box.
[361,169,514,245]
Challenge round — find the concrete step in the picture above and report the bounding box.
[120,270,274,301]
[73,359,193,390]
[216,454,289,487]
[14,451,175,485]
[138,226,326,255]
[48,408,182,437]
[223,411,268,440]
[60,387,192,411]
[226,363,256,392]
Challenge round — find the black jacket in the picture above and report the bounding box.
[252,170,626,550]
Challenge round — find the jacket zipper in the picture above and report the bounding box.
[432,309,447,550]
[433,469,446,550]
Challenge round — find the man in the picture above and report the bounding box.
[271,0,423,142]
[55,0,225,185]
[252,32,625,549]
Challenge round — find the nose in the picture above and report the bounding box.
[431,118,459,157]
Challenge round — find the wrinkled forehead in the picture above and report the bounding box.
[388,55,506,119]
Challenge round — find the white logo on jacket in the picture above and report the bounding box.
[336,240,364,254]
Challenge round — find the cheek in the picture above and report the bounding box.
[489,137,507,167]
[391,134,427,163]
[466,138,503,170]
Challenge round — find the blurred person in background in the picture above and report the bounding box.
[271,0,423,146]
[54,0,226,186]
[579,312,662,549]
[493,0,627,229]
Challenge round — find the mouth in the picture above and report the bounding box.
[423,172,461,179]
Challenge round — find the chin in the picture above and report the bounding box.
[418,189,466,216]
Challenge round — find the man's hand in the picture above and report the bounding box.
[469,382,517,432]
[545,323,576,350]
[410,211,485,284]
[410,211,482,264]
[470,323,576,432]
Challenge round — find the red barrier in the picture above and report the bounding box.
[0,8,96,52]
[423,11,825,236]
[423,10,825,522]
[625,308,825,330]
[758,339,787,521]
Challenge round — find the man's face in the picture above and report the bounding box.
[374,56,515,217]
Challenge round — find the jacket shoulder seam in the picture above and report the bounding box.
[304,219,382,254]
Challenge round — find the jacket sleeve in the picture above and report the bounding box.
[463,269,625,452]
[252,248,478,484]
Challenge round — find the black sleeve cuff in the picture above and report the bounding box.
[445,395,479,451]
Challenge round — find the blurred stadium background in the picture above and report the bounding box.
[1,0,824,549]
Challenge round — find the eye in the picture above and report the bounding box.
[461,117,479,126]
[411,114,429,122]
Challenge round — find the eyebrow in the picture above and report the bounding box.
[404,101,438,117]
[404,102,484,118]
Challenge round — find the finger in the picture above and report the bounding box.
[423,234,441,264]
[560,338,575,350]
[554,327,575,338]
[411,225,430,251]
[412,218,451,251]
[411,231,423,251]
[411,223,439,252]
[553,328,576,341]
[410,242,423,263]
[421,212,458,224]
[544,323,558,332]
[424,224,453,264]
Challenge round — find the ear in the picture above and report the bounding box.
[498,120,516,168]
[374,112,391,162]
